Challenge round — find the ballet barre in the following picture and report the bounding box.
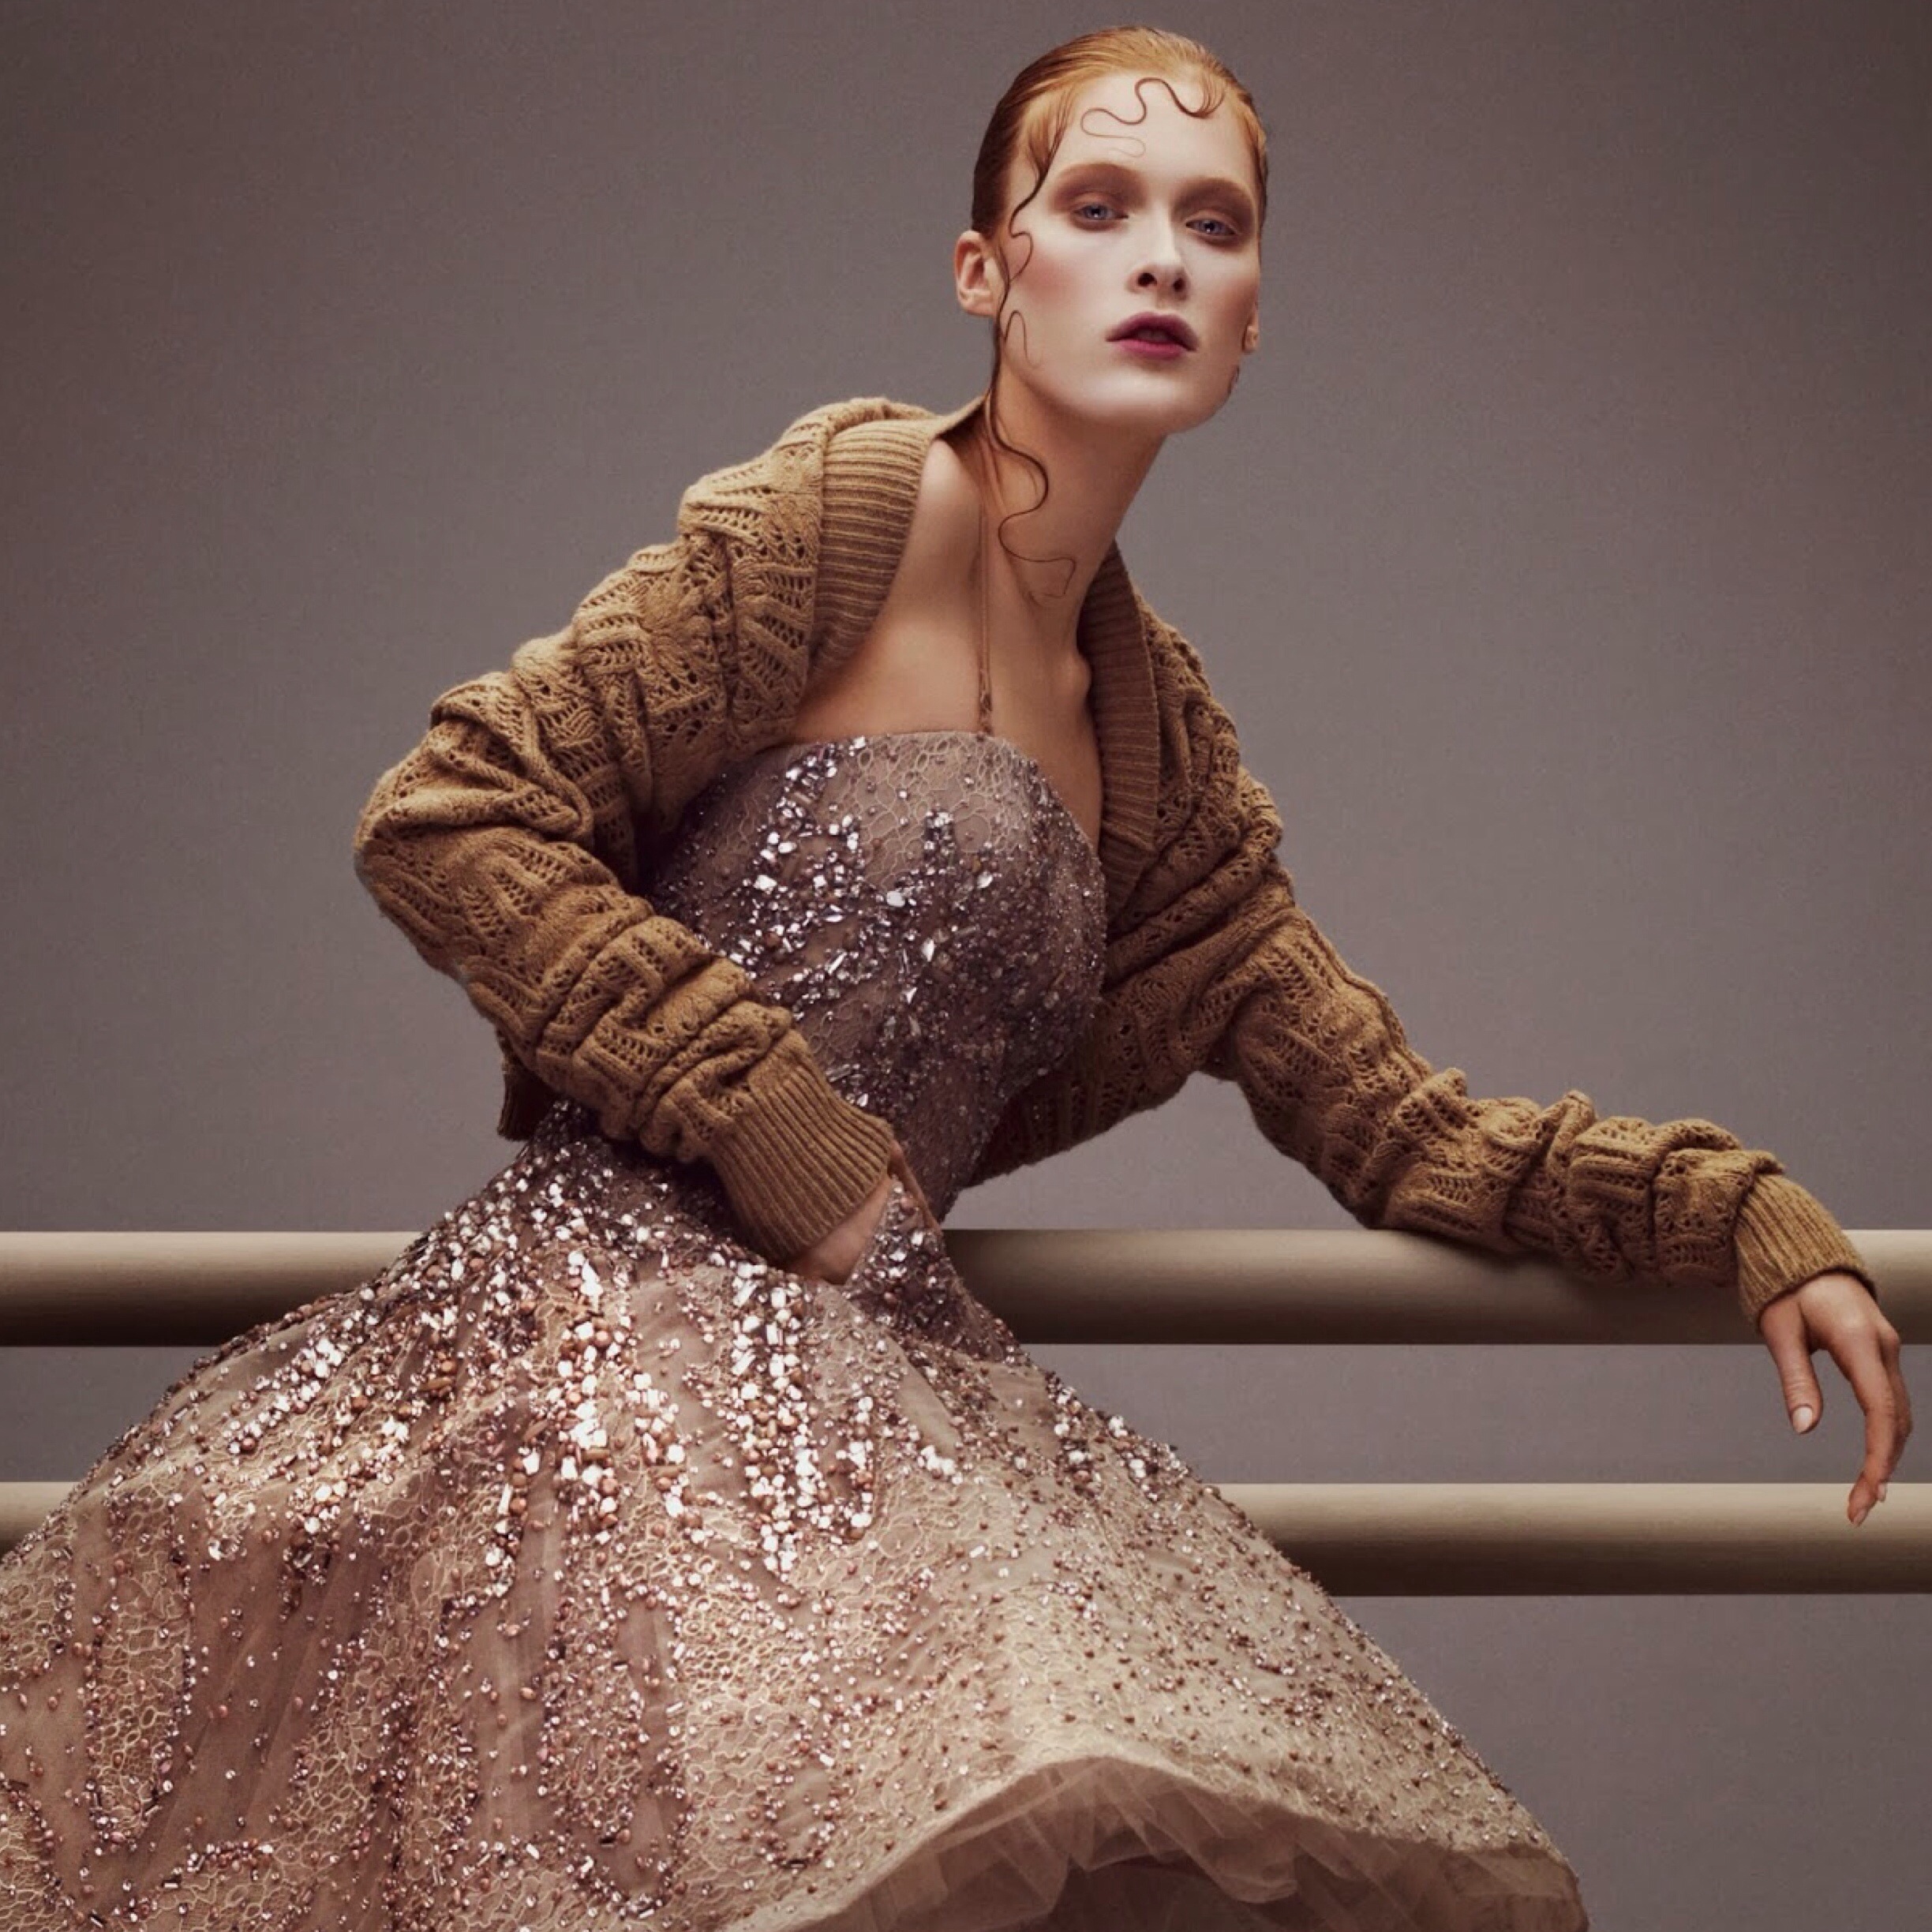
[2,1229,1925,1593]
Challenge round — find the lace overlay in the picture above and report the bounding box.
[0,732,1586,1930]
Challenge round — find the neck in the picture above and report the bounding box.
[962,378,1164,655]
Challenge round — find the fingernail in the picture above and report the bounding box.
[1880,1481,1890,1503]
[1792,1406,1815,1432]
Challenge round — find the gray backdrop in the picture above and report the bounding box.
[2,2,1926,1926]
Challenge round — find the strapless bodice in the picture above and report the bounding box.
[640,729,1108,1218]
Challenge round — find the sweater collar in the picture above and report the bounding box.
[812,392,1159,919]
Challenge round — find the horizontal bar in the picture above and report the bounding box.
[0,1229,1925,1346]
[957,1228,1930,1345]
[0,1232,421,1344]
[1214,1482,1932,1593]
[3,1481,1922,1592]
[1,1485,73,1556]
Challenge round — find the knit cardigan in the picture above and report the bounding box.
[354,393,1871,1327]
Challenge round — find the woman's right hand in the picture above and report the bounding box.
[783,1142,929,1285]
[786,1168,894,1286]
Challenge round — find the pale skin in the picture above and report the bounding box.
[778,68,1911,1528]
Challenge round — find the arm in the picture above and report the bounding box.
[353,511,894,1264]
[1178,780,1906,1517]
[973,620,1872,1325]
[972,611,1906,1518]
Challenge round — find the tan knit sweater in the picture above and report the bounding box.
[354,393,1871,1327]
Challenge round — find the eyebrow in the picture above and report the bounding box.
[1053,158,1258,227]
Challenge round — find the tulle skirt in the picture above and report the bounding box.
[0,1105,1587,1929]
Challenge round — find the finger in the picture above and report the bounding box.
[886,1142,934,1222]
[1880,1326,1913,1489]
[1829,1331,1902,1526]
[1757,1295,1822,1432]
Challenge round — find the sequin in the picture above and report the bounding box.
[0,730,1584,1929]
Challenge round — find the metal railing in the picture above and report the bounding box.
[2,1229,1925,1593]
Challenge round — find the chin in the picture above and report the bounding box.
[1110,384,1236,440]
[1018,367,1239,440]
[1165,386,1239,434]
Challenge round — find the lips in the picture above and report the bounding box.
[1107,311,1199,350]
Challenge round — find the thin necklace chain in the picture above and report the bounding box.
[976,488,994,736]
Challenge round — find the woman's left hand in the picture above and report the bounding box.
[1757,1269,1911,1525]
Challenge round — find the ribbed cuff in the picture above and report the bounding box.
[705,1048,897,1263]
[1733,1173,1877,1328]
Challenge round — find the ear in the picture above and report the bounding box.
[954,227,1005,321]
[1242,310,1260,353]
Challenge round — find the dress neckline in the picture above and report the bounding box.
[754,729,1104,869]
[758,450,1099,870]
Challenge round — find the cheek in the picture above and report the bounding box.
[1012,249,1082,325]
[1203,255,1258,313]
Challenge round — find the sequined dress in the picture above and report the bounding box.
[0,730,1588,1930]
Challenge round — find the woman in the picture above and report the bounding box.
[0,25,1908,1931]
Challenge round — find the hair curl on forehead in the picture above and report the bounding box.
[969,27,1268,245]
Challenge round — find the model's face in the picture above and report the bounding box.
[963,69,1263,437]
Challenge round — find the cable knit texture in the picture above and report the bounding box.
[354,394,1871,1325]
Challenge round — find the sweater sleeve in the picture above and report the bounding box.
[1195,823,1874,1327]
[972,633,1872,1330]
[352,526,895,1265]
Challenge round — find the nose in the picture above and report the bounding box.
[1132,219,1188,298]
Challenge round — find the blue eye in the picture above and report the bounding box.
[1072,201,1115,223]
